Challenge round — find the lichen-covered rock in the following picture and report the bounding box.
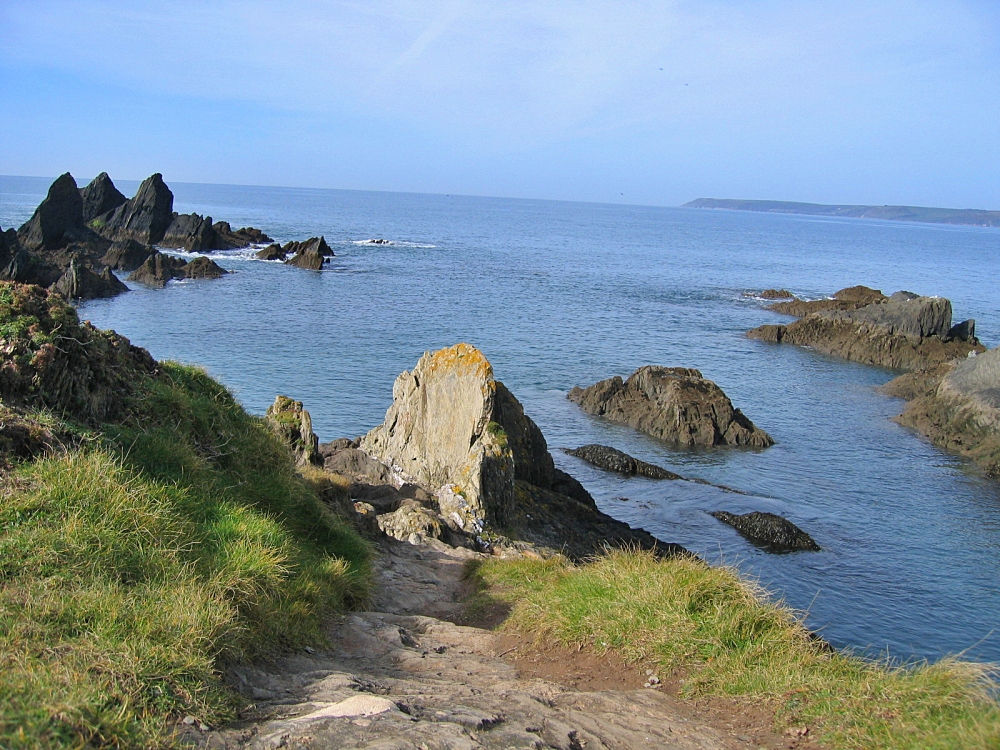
[266,395,320,466]
[80,172,127,223]
[100,239,155,272]
[567,444,681,479]
[885,347,1000,476]
[710,510,820,552]
[96,173,174,245]
[284,237,333,270]
[377,501,445,544]
[748,293,983,370]
[182,256,227,279]
[51,261,128,301]
[568,366,773,448]
[0,282,156,423]
[127,250,188,287]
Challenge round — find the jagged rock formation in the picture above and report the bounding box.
[127,250,188,287]
[284,237,334,269]
[17,173,91,251]
[256,243,286,261]
[96,173,174,245]
[566,444,681,479]
[710,511,820,552]
[100,239,154,272]
[182,256,227,279]
[760,288,793,299]
[0,282,155,423]
[568,367,773,448]
[266,395,320,466]
[213,221,272,248]
[80,172,127,222]
[748,291,982,370]
[51,261,128,301]
[159,215,274,252]
[766,285,886,317]
[883,347,1000,476]
[349,344,682,559]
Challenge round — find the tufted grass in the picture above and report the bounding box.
[0,362,371,748]
[468,549,1000,749]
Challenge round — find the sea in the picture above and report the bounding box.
[3,175,1000,665]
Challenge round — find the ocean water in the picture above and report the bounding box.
[3,175,1000,664]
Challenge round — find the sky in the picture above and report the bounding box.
[1,1,999,207]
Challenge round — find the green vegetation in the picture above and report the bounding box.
[0,360,371,747]
[468,550,1000,749]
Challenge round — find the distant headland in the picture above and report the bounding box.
[684,197,1000,227]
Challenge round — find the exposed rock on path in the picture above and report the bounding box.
[197,541,768,750]
[710,511,820,553]
[568,366,773,448]
[566,444,682,479]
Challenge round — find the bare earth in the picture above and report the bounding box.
[195,540,815,750]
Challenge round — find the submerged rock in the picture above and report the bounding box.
[127,250,187,288]
[710,511,820,552]
[284,237,333,270]
[80,172,127,223]
[566,444,681,479]
[748,291,983,370]
[51,261,128,301]
[96,173,174,245]
[266,395,321,466]
[568,366,773,448]
[884,346,1000,476]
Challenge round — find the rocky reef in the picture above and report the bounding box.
[883,347,1000,477]
[710,511,820,552]
[568,366,773,448]
[566,444,681,479]
[308,344,686,560]
[748,286,982,370]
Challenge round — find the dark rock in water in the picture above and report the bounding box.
[710,510,820,552]
[213,222,272,248]
[17,173,86,251]
[97,173,174,245]
[748,292,982,370]
[266,395,320,466]
[567,444,682,479]
[890,290,920,302]
[759,288,793,299]
[767,285,886,317]
[0,246,61,287]
[100,239,154,272]
[182,256,227,279]
[80,172,127,223]
[161,213,217,252]
[568,366,773,448]
[0,281,156,424]
[127,250,187,288]
[51,261,128,301]
[945,319,976,343]
[255,243,286,261]
[550,467,597,508]
[284,236,333,270]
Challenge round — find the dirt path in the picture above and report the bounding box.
[198,540,804,750]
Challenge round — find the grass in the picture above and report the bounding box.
[467,549,1000,749]
[0,361,371,748]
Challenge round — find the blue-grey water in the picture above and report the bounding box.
[3,175,1000,665]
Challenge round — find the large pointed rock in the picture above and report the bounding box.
[100,239,154,272]
[51,261,128,301]
[80,172,127,223]
[160,213,218,252]
[17,173,86,251]
[284,237,333,270]
[569,366,773,448]
[127,250,187,288]
[97,173,174,244]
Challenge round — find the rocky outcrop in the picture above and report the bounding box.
[100,239,154,272]
[759,288,793,299]
[160,213,217,252]
[568,366,773,448]
[566,444,681,479]
[0,282,156,423]
[127,251,187,288]
[748,292,983,370]
[213,222,272,248]
[710,511,820,552]
[767,285,886,317]
[266,396,320,466]
[354,344,684,560]
[17,173,88,251]
[51,261,128,301]
[95,173,174,245]
[80,172,127,223]
[883,347,1000,476]
[284,237,333,270]
[256,243,286,261]
[182,256,227,279]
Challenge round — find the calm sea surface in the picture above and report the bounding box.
[3,175,1000,664]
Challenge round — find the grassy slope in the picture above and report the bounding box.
[469,550,1000,750]
[0,362,371,748]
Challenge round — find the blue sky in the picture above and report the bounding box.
[2,1,998,207]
